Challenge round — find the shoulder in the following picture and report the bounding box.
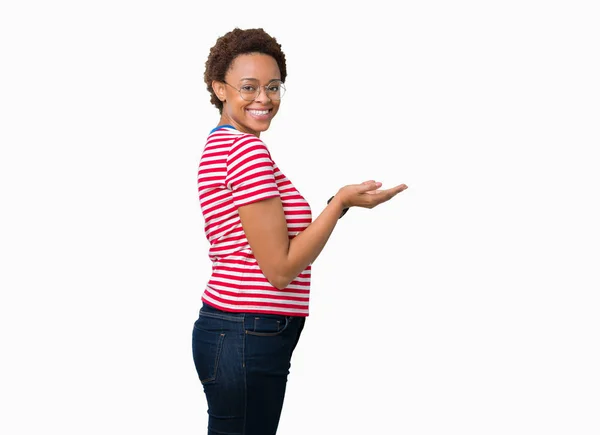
[228,134,272,162]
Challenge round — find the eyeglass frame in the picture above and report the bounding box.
[223,79,286,102]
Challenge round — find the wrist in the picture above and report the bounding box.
[327,195,350,219]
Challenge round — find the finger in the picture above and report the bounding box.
[357,181,382,192]
[365,184,407,197]
[384,184,409,198]
[365,185,406,202]
[382,184,408,192]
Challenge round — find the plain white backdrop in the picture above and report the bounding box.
[1,1,599,434]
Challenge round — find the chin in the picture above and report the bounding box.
[250,121,272,134]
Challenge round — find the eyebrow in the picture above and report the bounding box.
[239,77,282,82]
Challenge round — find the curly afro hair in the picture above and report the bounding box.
[204,28,287,114]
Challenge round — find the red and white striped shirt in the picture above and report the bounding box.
[197,125,312,316]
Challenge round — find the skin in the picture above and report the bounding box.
[212,53,408,290]
[212,53,281,137]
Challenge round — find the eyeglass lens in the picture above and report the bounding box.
[238,80,285,101]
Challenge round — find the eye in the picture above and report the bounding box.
[240,85,257,92]
[267,85,280,92]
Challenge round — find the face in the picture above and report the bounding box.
[213,53,282,137]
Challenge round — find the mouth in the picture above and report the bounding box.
[246,108,273,120]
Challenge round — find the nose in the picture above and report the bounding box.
[254,86,272,103]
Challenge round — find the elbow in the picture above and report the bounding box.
[269,276,291,291]
[260,262,293,290]
[264,270,291,291]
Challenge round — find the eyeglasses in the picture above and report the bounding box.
[224,80,286,101]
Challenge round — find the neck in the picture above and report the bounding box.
[218,115,260,138]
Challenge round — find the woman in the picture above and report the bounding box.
[192,27,408,435]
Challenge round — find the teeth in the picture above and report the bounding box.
[248,110,269,115]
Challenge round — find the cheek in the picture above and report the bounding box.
[226,100,246,114]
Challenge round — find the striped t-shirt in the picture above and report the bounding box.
[197,125,312,316]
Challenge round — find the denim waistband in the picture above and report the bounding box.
[201,301,298,321]
[200,302,246,322]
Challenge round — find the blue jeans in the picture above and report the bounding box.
[192,302,306,435]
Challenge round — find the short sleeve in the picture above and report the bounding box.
[225,135,280,207]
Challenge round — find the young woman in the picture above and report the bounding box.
[192,27,408,435]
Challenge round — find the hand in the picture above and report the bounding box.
[336,180,408,209]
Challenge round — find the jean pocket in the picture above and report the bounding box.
[245,315,290,337]
[192,326,225,385]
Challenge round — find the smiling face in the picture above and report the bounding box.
[212,53,282,137]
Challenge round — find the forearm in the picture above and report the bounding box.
[241,180,405,290]
[279,195,345,286]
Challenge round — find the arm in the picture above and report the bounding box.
[238,194,346,290]
[239,180,407,290]
[227,136,407,290]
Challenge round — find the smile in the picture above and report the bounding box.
[247,109,271,115]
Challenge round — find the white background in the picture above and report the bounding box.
[1,1,599,434]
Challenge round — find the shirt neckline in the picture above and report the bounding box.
[210,124,235,134]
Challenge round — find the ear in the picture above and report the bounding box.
[212,81,227,102]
